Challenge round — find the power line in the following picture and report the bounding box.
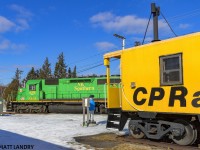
[68,51,105,66]
[77,63,104,74]
[77,58,118,74]
[68,46,121,66]
[69,8,200,70]
[167,9,200,23]
[78,60,102,69]
[71,7,200,74]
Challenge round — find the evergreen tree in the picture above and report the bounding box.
[92,74,97,77]
[35,69,40,79]
[72,66,77,78]
[68,67,71,78]
[0,84,6,100]
[21,78,27,87]
[54,52,67,78]
[15,68,23,81]
[3,68,22,101]
[3,79,19,101]
[39,57,51,79]
[26,67,38,80]
[39,68,44,79]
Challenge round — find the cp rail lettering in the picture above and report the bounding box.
[133,86,200,107]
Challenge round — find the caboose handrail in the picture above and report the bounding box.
[104,83,107,108]
[119,82,122,107]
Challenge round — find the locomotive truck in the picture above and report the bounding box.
[104,3,200,146]
[10,76,120,113]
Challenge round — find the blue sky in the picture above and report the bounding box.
[0,0,200,85]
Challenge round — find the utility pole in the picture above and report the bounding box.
[113,34,126,50]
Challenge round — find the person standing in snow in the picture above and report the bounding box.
[89,95,95,123]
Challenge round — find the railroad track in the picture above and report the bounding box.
[75,133,200,149]
[1,111,16,115]
[1,111,46,115]
[117,135,200,150]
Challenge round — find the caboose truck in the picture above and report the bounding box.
[104,3,200,146]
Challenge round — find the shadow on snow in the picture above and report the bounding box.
[0,129,73,150]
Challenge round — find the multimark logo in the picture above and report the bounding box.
[0,145,34,149]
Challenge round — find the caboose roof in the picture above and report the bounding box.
[104,50,122,59]
[104,32,200,59]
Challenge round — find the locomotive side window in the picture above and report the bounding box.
[160,53,183,86]
[29,84,36,91]
[45,79,59,85]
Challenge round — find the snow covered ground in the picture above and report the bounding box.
[0,114,116,150]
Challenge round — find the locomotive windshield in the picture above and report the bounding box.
[29,84,36,91]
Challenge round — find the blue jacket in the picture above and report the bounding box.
[89,98,95,111]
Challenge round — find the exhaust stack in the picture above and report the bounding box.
[151,3,160,42]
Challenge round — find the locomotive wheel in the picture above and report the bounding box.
[172,120,197,145]
[129,120,145,139]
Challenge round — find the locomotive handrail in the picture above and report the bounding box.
[43,92,105,100]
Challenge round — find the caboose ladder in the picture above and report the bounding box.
[106,108,128,131]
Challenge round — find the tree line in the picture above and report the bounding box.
[3,52,76,101]
[25,52,76,80]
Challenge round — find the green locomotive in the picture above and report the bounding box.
[11,76,120,113]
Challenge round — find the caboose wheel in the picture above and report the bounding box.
[172,120,197,145]
[129,120,145,139]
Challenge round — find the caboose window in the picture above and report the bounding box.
[160,53,183,86]
[29,84,36,91]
